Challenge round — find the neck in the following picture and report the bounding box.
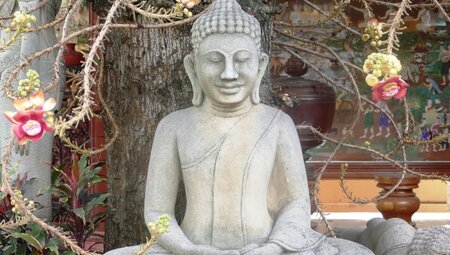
[203,99,254,118]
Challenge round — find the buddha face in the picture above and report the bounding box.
[185,33,268,107]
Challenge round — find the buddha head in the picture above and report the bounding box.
[184,0,269,107]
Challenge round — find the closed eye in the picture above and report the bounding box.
[235,57,250,63]
[204,52,224,63]
[234,50,253,63]
[208,57,223,63]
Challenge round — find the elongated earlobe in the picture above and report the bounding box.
[184,54,204,106]
[252,53,269,104]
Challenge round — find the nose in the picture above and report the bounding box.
[220,58,238,80]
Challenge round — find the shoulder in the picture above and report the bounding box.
[252,104,295,128]
[253,104,280,118]
[156,107,196,133]
[159,107,195,124]
[278,110,296,127]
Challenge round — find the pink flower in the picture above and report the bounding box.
[3,91,56,145]
[372,76,409,101]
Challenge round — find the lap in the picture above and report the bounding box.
[104,244,171,255]
[286,237,374,255]
[324,237,374,255]
[104,237,373,255]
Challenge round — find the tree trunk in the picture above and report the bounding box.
[101,0,278,249]
[103,25,193,248]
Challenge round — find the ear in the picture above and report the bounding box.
[252,53,269,104]
[184,54,203,106]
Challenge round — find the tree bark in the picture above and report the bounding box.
[103,25,193,248]
[101,0,278,249]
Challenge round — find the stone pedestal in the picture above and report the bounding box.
[375,174,421,225]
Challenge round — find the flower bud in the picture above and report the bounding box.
[362,34,370,42]
[365,74,379,87]
[373,69,382,78]
[389,68,398,76]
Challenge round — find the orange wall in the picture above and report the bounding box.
[318,179,448,212]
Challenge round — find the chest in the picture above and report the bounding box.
[177,117,242,166]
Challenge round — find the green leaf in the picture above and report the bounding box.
[62,252,77,255]
[58,196,68,204]
[29,222,46,245]
[73,207,86,225]
[10,233,43,252]
[51,167,63,184]
[3,244,13,255]
[84,193,110,214]
[0,191,5,200]
[43,187,66,197]
[46,238,60,255]
[78,154,88,172]
[89,175,105,185]
[76,167,102,197]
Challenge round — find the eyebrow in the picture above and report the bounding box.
[201,49,255,55]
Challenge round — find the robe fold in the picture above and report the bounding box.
[179,105,327,252]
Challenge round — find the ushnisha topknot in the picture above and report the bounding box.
[191,0,261,52]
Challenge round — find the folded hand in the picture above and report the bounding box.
[192,244,240,255]
[240,243,283,255]
[13,139,30,156]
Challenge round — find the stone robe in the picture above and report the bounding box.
[0,0,64,219]
[106,104,373,255]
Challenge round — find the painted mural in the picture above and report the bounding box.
[273,0,450,161]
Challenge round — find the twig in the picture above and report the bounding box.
[303,0,361,36]
[54,0,123,137]
[283,45,363,237]
[386,0,410,54]
[273,41,363,72]
[49,0,85,96]
[1,10,205,100]
[276,29,402,139]
[433,0,450,23]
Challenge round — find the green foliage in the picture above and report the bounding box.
[0,174,65,254]
[48,153,111,250]
[1,223,72,255]
[1,153,111,253]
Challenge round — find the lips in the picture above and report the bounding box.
[216,83,243,95]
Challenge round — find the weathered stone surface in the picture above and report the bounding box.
[359,218,416,255]
[0,0,64,219]
[408,226,450,255]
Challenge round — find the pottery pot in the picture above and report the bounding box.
[274,78,336,152]
[64,43,84,66]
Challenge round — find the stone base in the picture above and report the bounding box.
[105,237,373,255]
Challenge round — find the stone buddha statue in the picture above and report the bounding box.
[0,0,64,219]
[106,0,374,254]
